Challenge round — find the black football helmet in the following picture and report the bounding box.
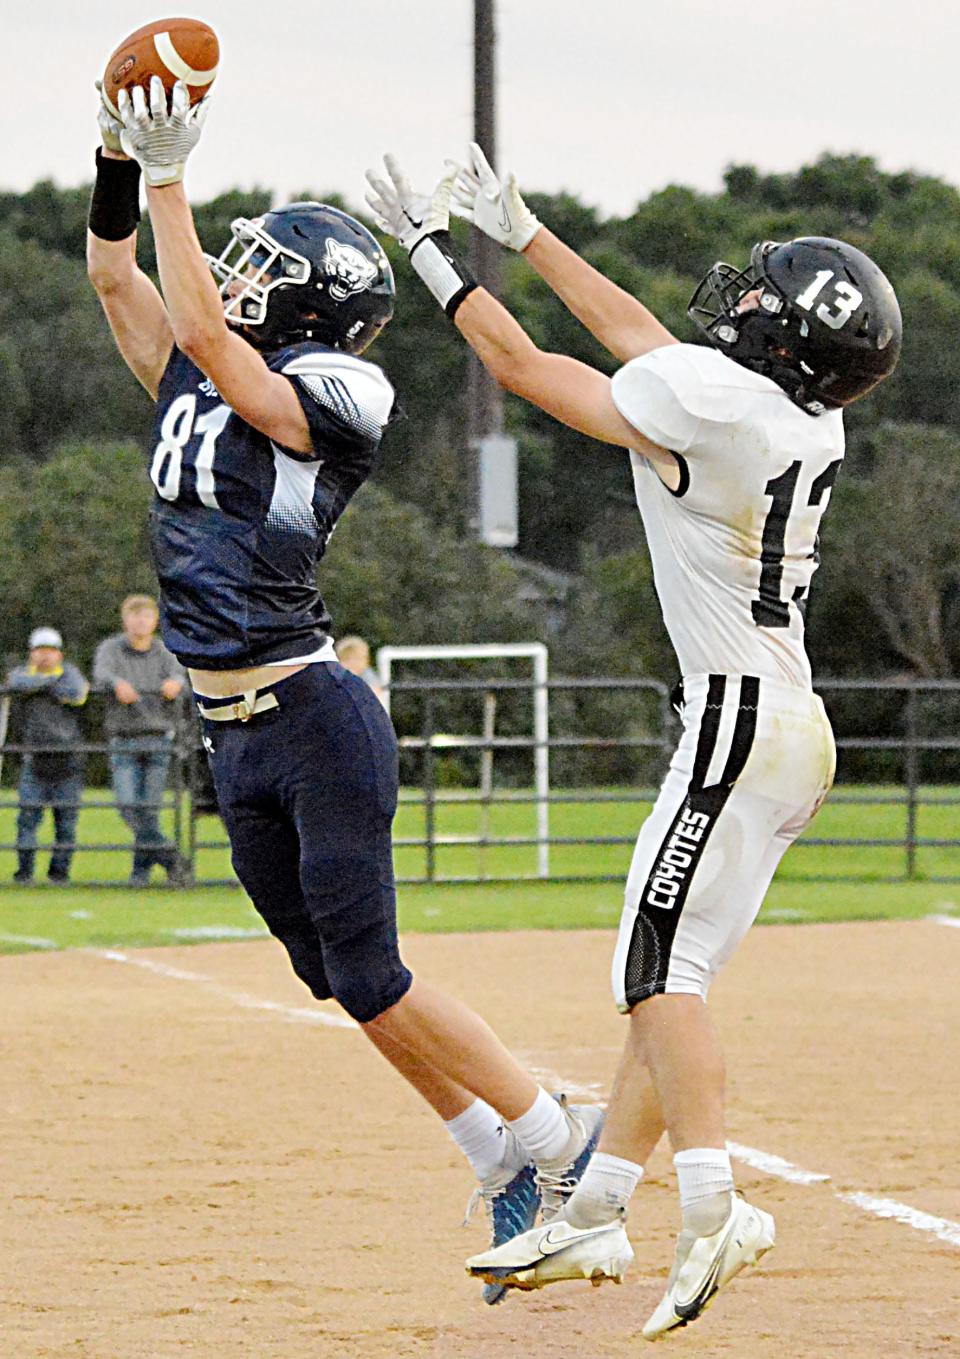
[205,202,395,355]
[688,237,901,414]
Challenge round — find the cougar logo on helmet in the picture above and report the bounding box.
[322,239,378,301]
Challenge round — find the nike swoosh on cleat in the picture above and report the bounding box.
[673,1214,744,1320]
[673,1251,723,1320]
[536,1225,617,1257]
[468,1223,616,1275]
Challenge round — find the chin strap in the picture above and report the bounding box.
[740,353,825,416]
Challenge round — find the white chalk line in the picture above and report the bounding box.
[82,948,960,1253]
[836,1193,960,1248]
[94,949,355,1029]
[726,1141,830,1185]
[929,914,960,929]
[728,1152,960,1248]
[730,1148,960,1250]
[0,931,58,949]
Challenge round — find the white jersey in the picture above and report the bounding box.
[611,343,845,689]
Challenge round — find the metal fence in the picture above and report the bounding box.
[1,677,958,887]
[387,675,673,885]
[810,678,960,883]
[380,675,960,886]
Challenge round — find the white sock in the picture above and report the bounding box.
[507,1087,569,1162]
[565,1152,643,1228]
[445,1099,508,1181]
[674,1147,734,1236]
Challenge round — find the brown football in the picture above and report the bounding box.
[101,17,219,117]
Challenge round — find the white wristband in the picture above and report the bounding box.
[409,234,476,316]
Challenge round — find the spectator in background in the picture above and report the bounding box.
[335,635,386,705]
[93,595,189,886]
[7,627,89,884]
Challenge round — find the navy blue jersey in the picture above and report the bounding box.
[147,341,394,669]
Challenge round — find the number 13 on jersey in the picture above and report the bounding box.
[752,456,843,628]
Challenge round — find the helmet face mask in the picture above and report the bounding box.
[207,218,312,328]
[688,237,901,415]
[688,248,775,343]
[204,202,395,356]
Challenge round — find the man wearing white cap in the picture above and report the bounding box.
[6,629,89,884]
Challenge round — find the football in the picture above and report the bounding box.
[101,17,219,118]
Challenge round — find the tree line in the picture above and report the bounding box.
[1,153,958,688]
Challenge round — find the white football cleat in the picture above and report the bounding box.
[466,1215,634,1292]
[642,1197,775,1341]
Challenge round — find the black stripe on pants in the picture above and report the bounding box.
[622,675,760,1007]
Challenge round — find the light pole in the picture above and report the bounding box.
[468,0,518,547]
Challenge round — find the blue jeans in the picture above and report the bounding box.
[109,734,175,877]
[16,759,83,880]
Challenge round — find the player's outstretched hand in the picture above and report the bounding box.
[117,76,209,187]
[94,80,126,155]
[365,155,458,252]
[452,142,541,251]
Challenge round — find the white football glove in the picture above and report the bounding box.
[452,142,541,251]
[366,156,478,315]
[94,80,124,154]
[117,77,208,187]
[364,154,457,252]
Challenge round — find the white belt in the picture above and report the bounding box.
[197,689,280,723]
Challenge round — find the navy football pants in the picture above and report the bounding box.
[199,663,412,1023]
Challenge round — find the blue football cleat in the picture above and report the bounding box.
[464,1131,541,1305]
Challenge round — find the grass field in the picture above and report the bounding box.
[1,785,958,955]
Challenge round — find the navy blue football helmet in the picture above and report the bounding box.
[206,201,395,355]
[688,237,901,414]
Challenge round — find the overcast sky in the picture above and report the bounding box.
[6,1,957,218]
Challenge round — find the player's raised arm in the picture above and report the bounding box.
[452,143,677,363]
[110,78,313,454]
[365,157,681,488]
[86,85,174,399]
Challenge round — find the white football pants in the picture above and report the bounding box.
[612,672,835,1009]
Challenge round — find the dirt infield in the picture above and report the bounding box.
[2,919,958,1358]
